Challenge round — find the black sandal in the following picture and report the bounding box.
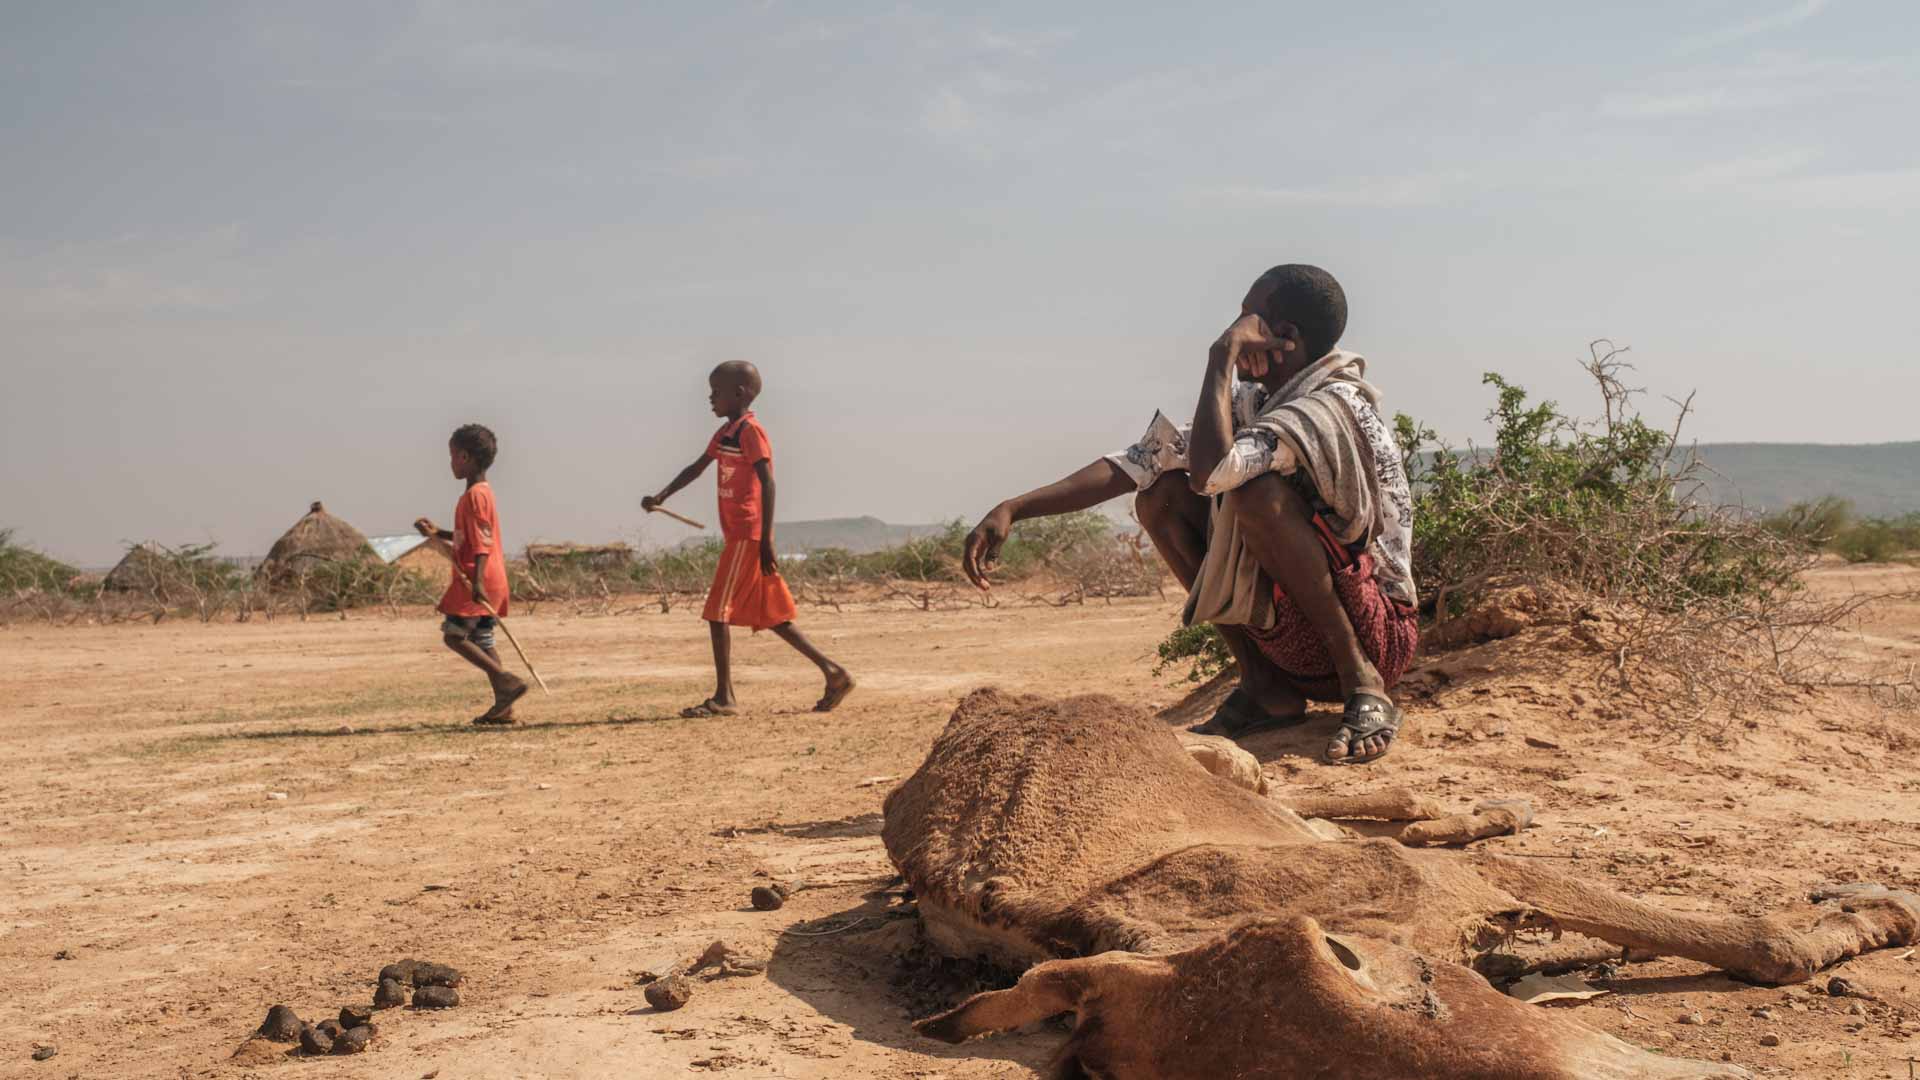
[1190,687,1307,739]
[1325,692,1401,765]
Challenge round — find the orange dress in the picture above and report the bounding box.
[700,413,797,629]
[438,482,511,618]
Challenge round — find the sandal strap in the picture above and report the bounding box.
[1334,695,1400,743]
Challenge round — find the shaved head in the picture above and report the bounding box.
[711,360,762,398]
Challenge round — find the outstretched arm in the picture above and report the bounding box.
[963,459,1134,589]
[643,455,712,510]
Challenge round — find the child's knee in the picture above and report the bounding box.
[441,634,465,650]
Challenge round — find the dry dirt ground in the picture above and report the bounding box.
[4,565,1919,1079]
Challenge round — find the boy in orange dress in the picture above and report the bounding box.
[644,362,855,717]
[414,423,527,726]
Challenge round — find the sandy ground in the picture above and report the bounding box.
[3,567,1918,1078]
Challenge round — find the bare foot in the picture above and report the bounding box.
[483,675,528,721]
[814,670,856,713]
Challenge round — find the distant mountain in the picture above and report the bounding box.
[1690,442,1920,517]
[770,516,949,554]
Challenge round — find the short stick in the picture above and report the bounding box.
[648,504,708,530]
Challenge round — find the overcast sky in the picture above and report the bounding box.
[5,1,1917,566]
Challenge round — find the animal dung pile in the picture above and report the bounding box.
[256,1004,303,1042]
[750,880,795,910]
[379,957,466,1009]
[644,974,694,1011]
[245,1005,378,1058]
[235,957,466,1060]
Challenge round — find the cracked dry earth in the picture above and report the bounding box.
[3,563,1918,1078]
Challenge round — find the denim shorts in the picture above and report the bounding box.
[441,615,496,651]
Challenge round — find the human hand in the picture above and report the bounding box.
[760,540,779,576]
[414,517,438,537]
[963,503,1015,590]
[471,584,489,608]
[1213,312,1286,379]
[641,495,661,513]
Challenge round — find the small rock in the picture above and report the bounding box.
[299,1024,334,1056]
[1758,1032,1781,1047]
[750,883,790,911]
[334,725,354,735]
[316,1020,343,1041]
[645,974,693,1012]
[331,1026,372,1055]
[1676,1012,1703,1025]
[266,792,288,801]
[258,1004,304,1042]
[1826,976,1857,998]
[31,1047,56,1062]
[374,978,409,1009]
[339,1005,373,1029]
[52,950,73,960]
[536,783,552,790]
[1751,1007,1774,1020]
[411,961,464,987]
[1847,1001,1866,1016]
[413,985,460,1009]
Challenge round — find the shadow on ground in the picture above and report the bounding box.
[164,712,690,744]
[765,896,1060,1073]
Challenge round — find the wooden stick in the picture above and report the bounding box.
[647,504,707,530]
[421,534,551,695]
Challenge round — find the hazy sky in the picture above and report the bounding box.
[5,1,1917,566]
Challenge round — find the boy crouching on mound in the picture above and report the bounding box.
[644,362,855,717]
[415,423,527,726]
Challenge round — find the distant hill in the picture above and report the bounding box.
[770,516,949,554]
[1690,442,1920,517]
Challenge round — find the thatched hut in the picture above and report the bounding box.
[101,543,170,592]
[525,542,634,572]
[256,502,374,584]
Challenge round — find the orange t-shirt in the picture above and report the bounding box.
[705,413,771,542]
[438,481,511,618]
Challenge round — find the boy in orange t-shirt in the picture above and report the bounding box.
[415,423,527,725]
[644,362,855,717]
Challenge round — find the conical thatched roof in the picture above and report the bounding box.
[256,501,374,584]
[101,543,170,592]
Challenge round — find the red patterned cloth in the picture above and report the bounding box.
[1240,531,1418,703]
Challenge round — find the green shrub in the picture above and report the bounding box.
[1766,497,1854,547]
[1154,623,1231,683]
[1829,516,1920,563]
[1398,357,1803,612]
[0,529,80,592]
